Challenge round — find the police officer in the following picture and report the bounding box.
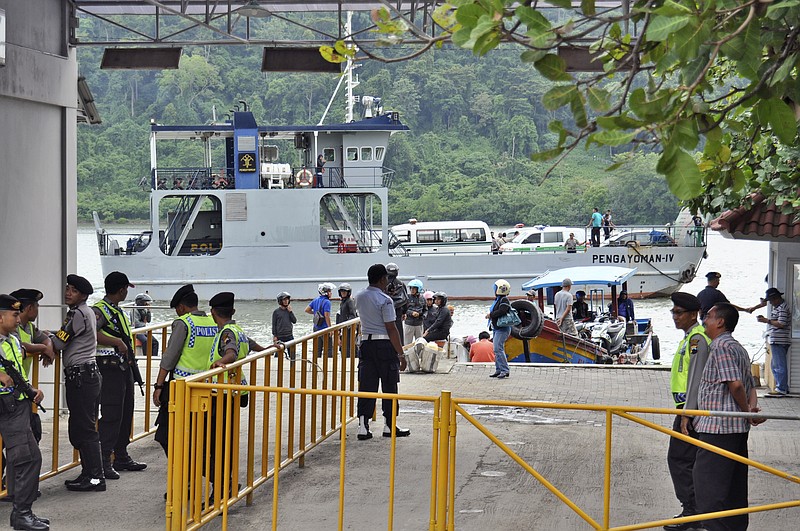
[354,264,410,440]
[153,284,218,456]
[9,289,55,381]
[0,295,49,530]
[664,292,710,530]
[207,292,264,499]
[93,271,146,479]
[51,275,105,493]
[9,289,55,444]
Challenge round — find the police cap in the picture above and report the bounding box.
[67,274,94,296]
[209,292,235,309]
[0,295,21,312]
[104,271,134,293]
[670,292,701,312]
[705,272,721,280]
[9,289,43,303]
[170,284,195,308]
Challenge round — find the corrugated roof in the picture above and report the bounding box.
[709,192,800,242]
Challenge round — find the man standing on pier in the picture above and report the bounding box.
[692,303,764,531]
[354,264,410,440]
[696,272,748,321]
[664,292,710,530]
[52,275,105,493]
[93,272,147,480]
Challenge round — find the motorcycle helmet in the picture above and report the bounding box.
[386,262,399,276]
[318,282,336,295]
[276,291,291,304]
[408,279,424,291]
[433,291,448,306]
[338,283,352,294]
[423,290,434,301]
[575,290,586,299]
[135,293,153,304]
[494,279,511,296]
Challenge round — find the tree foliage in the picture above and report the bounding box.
[352,0,800,218]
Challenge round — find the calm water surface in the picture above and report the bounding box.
[77,226,769,364]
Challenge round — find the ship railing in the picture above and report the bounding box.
[96,230,155,256]
[579,223,707,248]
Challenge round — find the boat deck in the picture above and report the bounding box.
[18,363,799,530]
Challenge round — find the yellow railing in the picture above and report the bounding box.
[167,326,800,530]
[0,320,170,497]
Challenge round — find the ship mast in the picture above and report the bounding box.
[317,12,359,126]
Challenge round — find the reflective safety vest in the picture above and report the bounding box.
[173,314,218,378]
[1,335,28,400]
[94,299,133,359]
[17,322,36,376]
[210,323,250,394]
[670,324,710,407]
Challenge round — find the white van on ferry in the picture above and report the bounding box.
[499,226,579,253]
[390,220,492,255]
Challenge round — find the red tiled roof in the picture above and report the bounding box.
[710,192,800,241]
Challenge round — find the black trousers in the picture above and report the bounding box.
[65,367,103,477]
[667,415,698,512]
[0,396,41,509]
[154,379,171,456]
[591,227,601,246]
[98,360,135,460]
[693,431,749,531]
[357,339,400,424]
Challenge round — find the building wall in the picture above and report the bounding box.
[770,241,800,393]
[0,0,76,328]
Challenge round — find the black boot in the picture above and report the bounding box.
[11,507,49,531]
[64,472,87,487]
[11,510,49,527]
[64,476,106,492]
[102,456,120,480]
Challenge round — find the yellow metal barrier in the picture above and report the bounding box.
[0,320,170,498]
[165,362,800,530]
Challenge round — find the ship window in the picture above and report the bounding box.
[375,147,385,160]
[323,148,335,162]
[319,193,381,254]
[346,147,358,161]
[361,147,373,161]
[157,194,223,257]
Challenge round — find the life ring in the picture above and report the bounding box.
[510,299,544,340]
[296,168,313,187]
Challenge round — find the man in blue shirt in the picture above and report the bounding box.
[586,207,602,247]
[354,264,410,440]
[306,283,334,357]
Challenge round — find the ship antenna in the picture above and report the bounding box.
[318,11,359,125]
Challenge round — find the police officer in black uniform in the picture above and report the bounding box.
[0,294,49,530]
[93,272,147,479]
[51,275,106,492]
[696,272,748,321]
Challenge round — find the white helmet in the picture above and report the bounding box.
[318,282,336,295]
[494,279,511,296]
[386,262,399,276]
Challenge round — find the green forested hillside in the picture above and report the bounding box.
[76,14,679,226]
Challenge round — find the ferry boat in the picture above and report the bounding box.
[93,108,707,302]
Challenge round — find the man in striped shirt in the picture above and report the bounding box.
[692,303,765,531]
[757,288,791,396]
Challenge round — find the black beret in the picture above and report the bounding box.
[0,294,21,312]
[209,291,235,309]
[670,292,701,311]
[170,284,195,309]
[67,274,94,296]
[104,271,134,293]
[705,272,721,280]
[9,289,43,303]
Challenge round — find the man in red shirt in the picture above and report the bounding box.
[469,332,496,362]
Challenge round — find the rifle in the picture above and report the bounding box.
[101,323,145,396]
[0,355,46,413]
